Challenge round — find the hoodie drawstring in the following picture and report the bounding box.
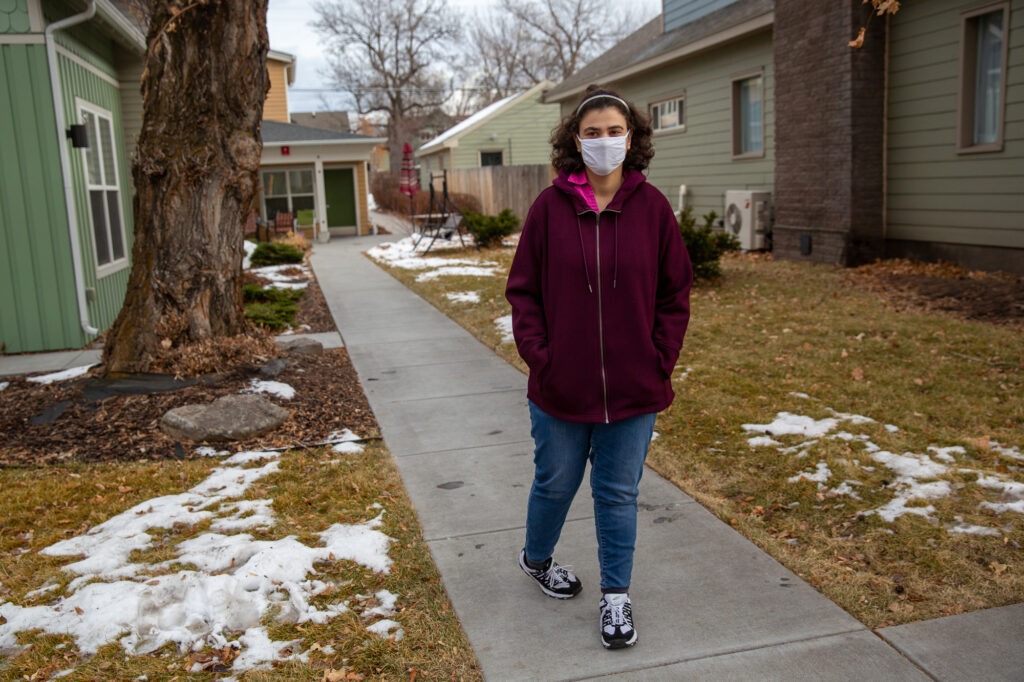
[577,215,593,293]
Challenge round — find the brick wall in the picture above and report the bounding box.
[772,0,886,265]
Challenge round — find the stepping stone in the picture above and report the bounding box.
[277,338,323,355]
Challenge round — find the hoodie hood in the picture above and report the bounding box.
[552,169,649,214]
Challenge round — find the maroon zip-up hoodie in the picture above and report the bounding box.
[506,169,693,424]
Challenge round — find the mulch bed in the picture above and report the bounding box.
[844,259,1024,328]
[0,271,376,468]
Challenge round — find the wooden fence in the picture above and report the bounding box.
[444,165,555,223]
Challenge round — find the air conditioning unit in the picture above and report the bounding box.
[723,190,771,251]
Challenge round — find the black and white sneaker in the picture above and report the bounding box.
[599,593,637,649]
[518,548,582,599]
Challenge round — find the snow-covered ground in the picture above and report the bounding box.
[367,235,500,284]
[742,393,1023,534]
[0,371,402,678]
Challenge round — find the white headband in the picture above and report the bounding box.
[576,94,630,116]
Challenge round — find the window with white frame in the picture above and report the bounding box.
[650,96,685,132]
[732,73,764,157]
[79,103,126,270]
[959,3,1008,151]
[261,168,315,219]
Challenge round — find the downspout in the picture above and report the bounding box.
[881,12,890,249]
[45,0,100,337]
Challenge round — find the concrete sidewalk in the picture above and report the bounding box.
[310,235,1023,681]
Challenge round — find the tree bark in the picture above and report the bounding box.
[103,0,269,374]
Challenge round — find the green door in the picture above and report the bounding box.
[324,167,357,227]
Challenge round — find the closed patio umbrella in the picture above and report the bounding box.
[399,142,419,219]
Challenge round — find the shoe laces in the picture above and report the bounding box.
[602,595,632,630]
[544,563,576,587]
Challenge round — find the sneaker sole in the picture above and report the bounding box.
[518,552,580,599]
[601,631,638,649]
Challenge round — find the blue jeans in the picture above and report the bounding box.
[524,401,656,593]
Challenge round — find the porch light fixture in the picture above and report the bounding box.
[67,124,89,148]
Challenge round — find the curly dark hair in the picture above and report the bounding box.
[550,84,655,174]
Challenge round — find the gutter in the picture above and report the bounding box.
[45,0,99,337]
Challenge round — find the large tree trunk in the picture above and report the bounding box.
[103,0,270,374]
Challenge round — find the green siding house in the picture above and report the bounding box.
[416,81,559,174]
[545,0,1023,273]
[0,0,144,354]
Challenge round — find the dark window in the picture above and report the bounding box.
[480,151,503,166]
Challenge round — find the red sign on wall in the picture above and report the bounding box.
[281,146,290,156]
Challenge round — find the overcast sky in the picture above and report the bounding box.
[267,0,662,114]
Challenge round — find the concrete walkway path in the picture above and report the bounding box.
[310,235,1023,681]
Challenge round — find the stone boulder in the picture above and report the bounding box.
[160,394,289,442]
[259,358,288,378]
[277,337,323,356]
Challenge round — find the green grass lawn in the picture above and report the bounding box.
[373,243,1023,629]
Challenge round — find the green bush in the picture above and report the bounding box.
[678,207,739,279]
[243,284,303,330]
[250,242,304,267]
[462,209,519,249]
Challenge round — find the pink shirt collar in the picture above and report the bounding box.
[567,170,599,212]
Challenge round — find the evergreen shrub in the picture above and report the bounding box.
[678,207,739,279]
[462,209,519,249]
[250,242,304,267]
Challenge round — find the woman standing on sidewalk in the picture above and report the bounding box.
[505,84,693,649]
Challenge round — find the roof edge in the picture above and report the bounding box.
[546,11,773,104]
[95,0,147,51]
[418,79,555,154]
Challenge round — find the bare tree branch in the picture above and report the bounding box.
[312,0,461,167]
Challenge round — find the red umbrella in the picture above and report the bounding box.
[399,142,419,197]
[398,142,419,222]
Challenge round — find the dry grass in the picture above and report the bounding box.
[0,443,481,680]
[372,245,1023,629]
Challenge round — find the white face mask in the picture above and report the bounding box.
[577,134,629,176]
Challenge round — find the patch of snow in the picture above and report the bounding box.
[991,441,1023,462]
[194,446,228,458]
[789,461,831,484]
[333,441,365,454]
[0,449,395,672]
[361,589,399,619]
[366,618,404,641]
[928,445,965,463]
[871,451,948,480]
[742,413,841,439]
[242,240,258,270]
[446,291,480,303]
[828,481,863,500]
[245,379,296,400]
[867,480,951,523]
[494,314,514,344]
[747,435,781,448]
[26,364,96,384]
[416,265,498,282]
[947,519,1001,537]
[0,381,9,391]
